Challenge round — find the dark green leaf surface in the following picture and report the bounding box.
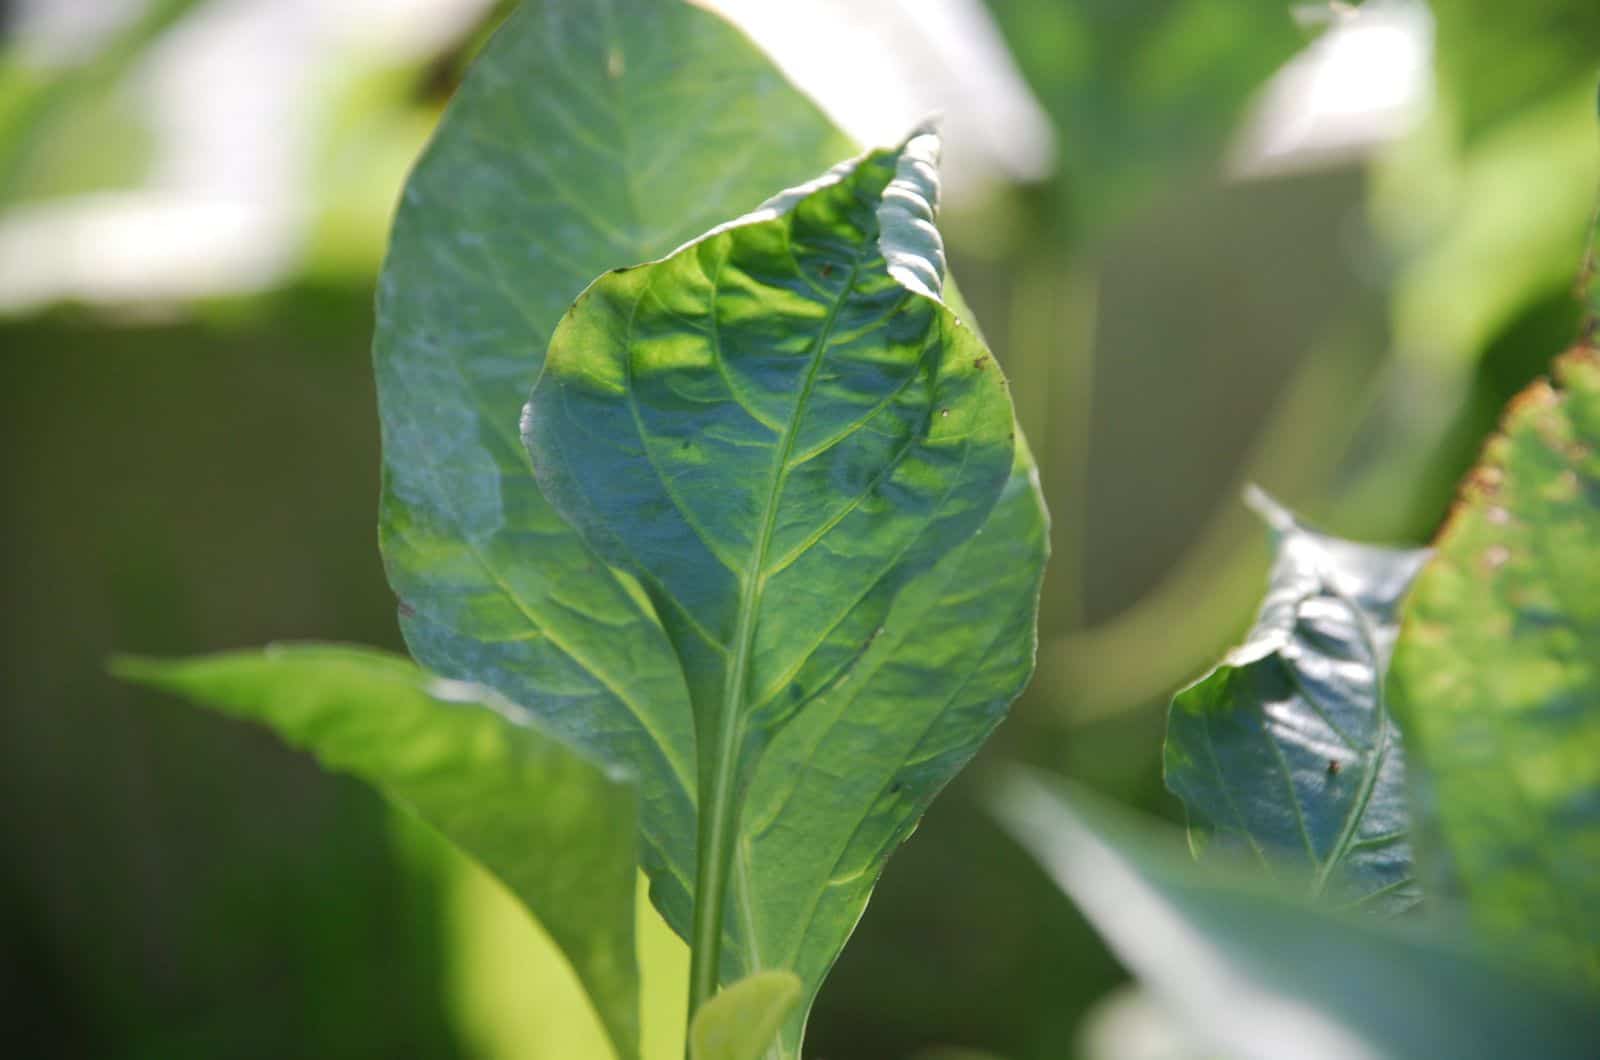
[994,771,1600,1060]
[1166,488,1429,912]
[373,0,851,950]
[112,645,641,1057]
[525,129,1033,1036]
[1388,348,1600,983]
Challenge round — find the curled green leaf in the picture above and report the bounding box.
[1166,488,1429,912]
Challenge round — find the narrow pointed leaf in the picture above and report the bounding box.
[524,129,1027,1014]
[1388,348,1600,983]
[374,0,852,942]
[993,771,1600,1060]
[113,645,642,1057]
[1166,488,1429,912]
[688,971,803,1060]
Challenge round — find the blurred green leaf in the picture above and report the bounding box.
[993,770,1600,1060]
[525,130,1041,1045]
[1166,488,1429,912]
[0,0,202,201]
[987,0,1300,230]
[688,971,802,1060]
[1388,348,1600,984]
[112,644,642,1058]
[1429,0,1600,144]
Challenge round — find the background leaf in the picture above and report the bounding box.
[993,770,1600,1060]
[112,645,643,1058]
[1388,347,1600,983]
[688,971,802,1060]
[1166,488,1429,912]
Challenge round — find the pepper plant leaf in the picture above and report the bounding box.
[524,128,1032,1029]
[112,645,642,1057]
[1388,347,1600,984]
[1165,487,1429,912]
[993,770,1600,1060]
[375,0,1045,1051]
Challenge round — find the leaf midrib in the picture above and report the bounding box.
[681,236,870,1011]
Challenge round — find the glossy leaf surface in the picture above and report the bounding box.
[1166,488,1429,912]
[1389,348,1600,983]
[113,645,642,1057]
[994,771,1600,1060]
[688,971,802,1060]
[525,129,1033,1033]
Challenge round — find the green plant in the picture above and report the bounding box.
[120,3,1045,1058]
[110,1,1600,1058]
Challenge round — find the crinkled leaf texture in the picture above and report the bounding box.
[373,0,1046,1053]
[993,770,1600,1060]
[1166,488,1429,913]
[525,128,1045,1050]
[1389,348,1600,984]
[113,645,642,1057]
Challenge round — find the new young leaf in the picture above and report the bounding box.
[688,971,803,1060]
[1166,488,1429,912]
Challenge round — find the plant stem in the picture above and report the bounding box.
[687,709,744,1024]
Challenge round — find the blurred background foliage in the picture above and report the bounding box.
[1,1,1595,1057]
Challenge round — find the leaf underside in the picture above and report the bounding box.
[1166,488,1429,913]
[1388,347,1600,984]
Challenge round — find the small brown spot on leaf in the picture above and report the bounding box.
[397,600,416,618]
[1482,544,1511,571]
[1326,759,1342,776]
